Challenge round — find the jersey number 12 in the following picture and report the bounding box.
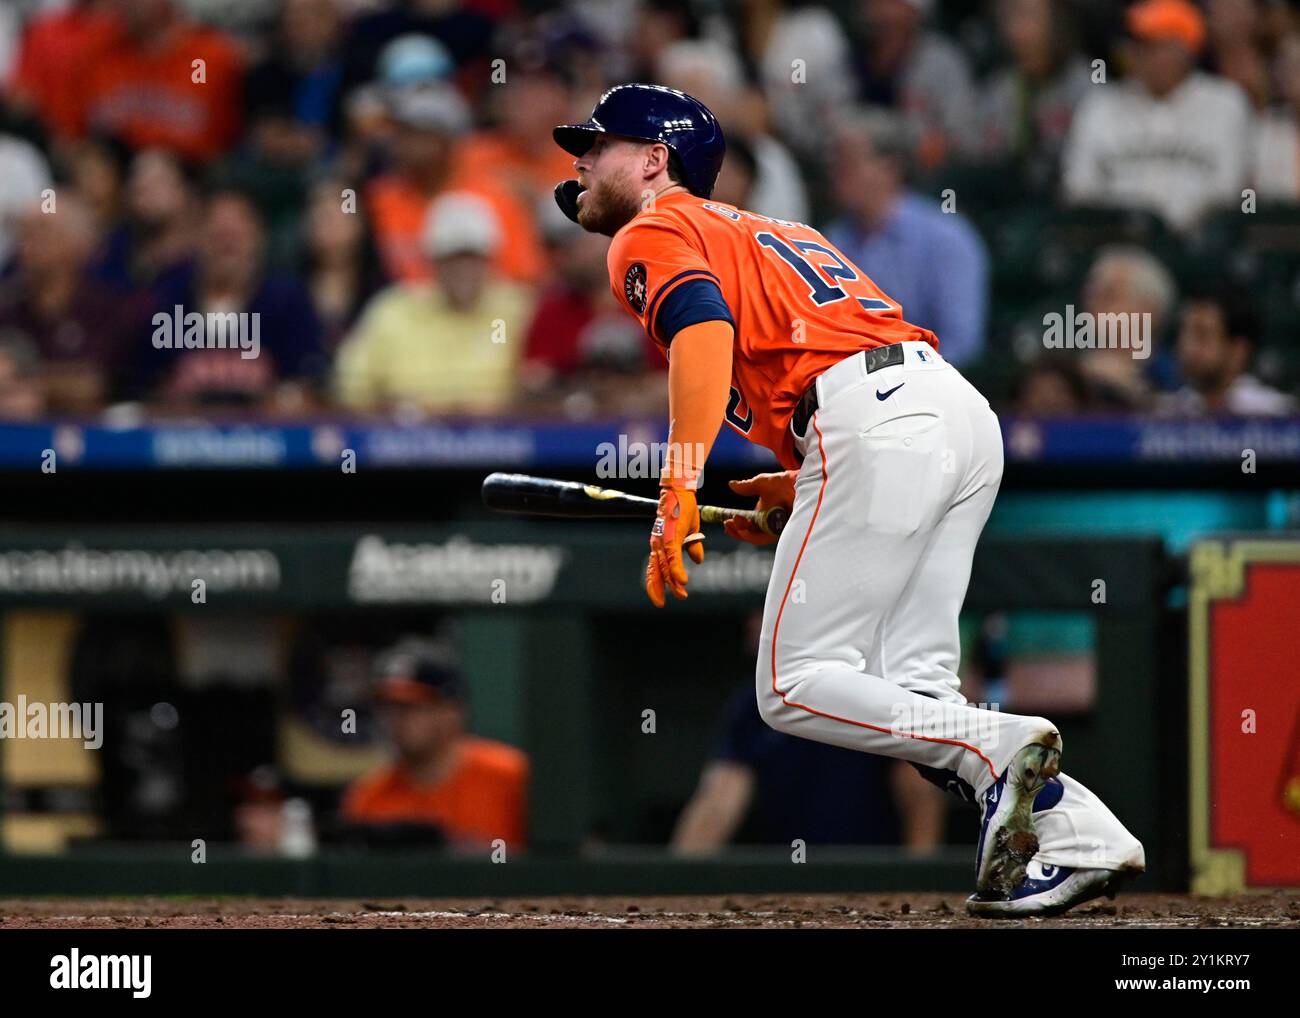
[755,232,892,313]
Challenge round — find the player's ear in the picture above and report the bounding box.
[645,142,671,179]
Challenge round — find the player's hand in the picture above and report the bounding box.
[724,471,797,546]
[646,485,705,607]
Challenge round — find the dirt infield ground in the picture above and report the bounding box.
[1,894,1296,928]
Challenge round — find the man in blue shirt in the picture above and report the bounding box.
[671,681,946,851]
[823,108,989,367]
[671,615,945,853]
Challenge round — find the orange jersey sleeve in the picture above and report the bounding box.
[606,192,939,469]
[606,216,734,348]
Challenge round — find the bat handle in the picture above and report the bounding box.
[699,504,789,537]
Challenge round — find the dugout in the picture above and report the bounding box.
[0,519,1174,896]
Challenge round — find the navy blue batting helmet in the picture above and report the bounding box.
[553,83,726,215]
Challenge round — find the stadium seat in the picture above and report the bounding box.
[984,204,1053,299]
[1192,204,1300,290]
[1036,206,1175,288]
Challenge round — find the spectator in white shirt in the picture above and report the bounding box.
[1062,0,1253,233]
[1254,33,1300,202]
[1158,284,1297,418]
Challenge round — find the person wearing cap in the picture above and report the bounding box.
[340,638,529,850]
[233,765,298,855]
[334,191,532,413]
[1062,0,1253,233]
[550,83,1146,916]
[334,0,497,101]
[364,82,546,286]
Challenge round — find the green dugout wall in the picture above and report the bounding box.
[0,525,1171,894]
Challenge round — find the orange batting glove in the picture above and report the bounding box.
[724,470,797,546]
[646,484,705,607]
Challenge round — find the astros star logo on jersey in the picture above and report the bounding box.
[624,263,648,314]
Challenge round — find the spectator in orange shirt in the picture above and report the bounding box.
[365,83,545,286]
[7,0,122,142]
[78,0,244,163]
[340,637,529,851]
[454,50,579,220]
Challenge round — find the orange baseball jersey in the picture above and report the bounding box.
[606,191,939,469]
[341,736,529,848]
[78,22,243,162]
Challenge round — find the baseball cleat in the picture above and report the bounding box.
[965,860,1135,918]
[974,735,1063,899]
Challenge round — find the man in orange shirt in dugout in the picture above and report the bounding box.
[341,638,528,850]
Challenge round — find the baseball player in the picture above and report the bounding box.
[553,84,1145,916]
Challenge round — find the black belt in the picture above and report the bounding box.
[790,344,906,440]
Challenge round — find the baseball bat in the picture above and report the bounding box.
[481,472,788,537]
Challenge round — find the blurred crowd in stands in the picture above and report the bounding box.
[1,0,1298,422]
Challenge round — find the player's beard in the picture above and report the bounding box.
[576,175,642,237]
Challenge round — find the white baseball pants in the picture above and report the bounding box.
[755,342,1144,872]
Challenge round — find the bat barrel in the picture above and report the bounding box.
[481,472,657,519]
[483,473,788,536]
